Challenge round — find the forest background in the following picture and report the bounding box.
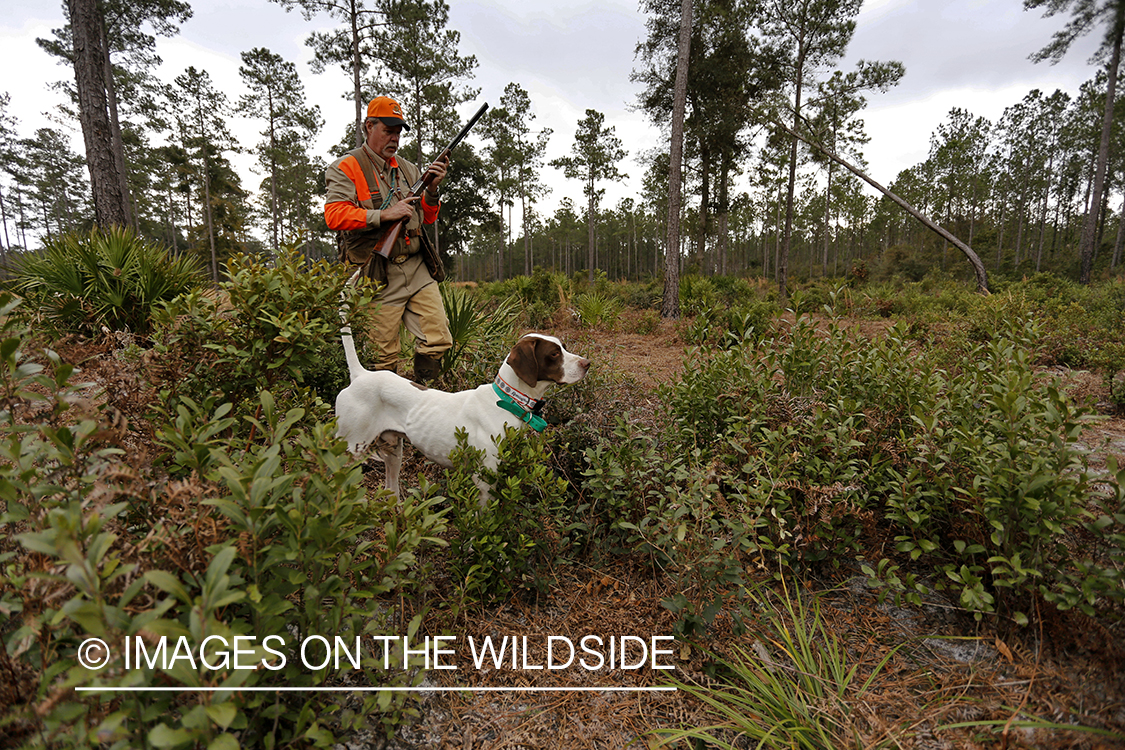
[2,0,1124,292]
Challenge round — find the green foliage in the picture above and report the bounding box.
[10,226,204,336]
[1111,372,1125,412]
[439,283,518,382]
[869,323,1124,621]
[620,303,1124,628]
[572,292,622,329]
[472,271,568,329]
[523,267,572,309]
[634,309,661,334]
[678,274,720,317]
[0,294,446,746]
[654,584,903,749]
[575,418,680,555]
[577,419,758,638]
[153,247,373,409]
[679,300,778,348]
[445,426,569,603]
[625,278,663,310]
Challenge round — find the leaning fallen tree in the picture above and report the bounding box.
[775,118,990,295]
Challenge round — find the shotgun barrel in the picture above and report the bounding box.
[375,102,489,259]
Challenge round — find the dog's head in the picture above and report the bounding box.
[506,333,590,386]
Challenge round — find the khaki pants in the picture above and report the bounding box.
[367,253,452,371]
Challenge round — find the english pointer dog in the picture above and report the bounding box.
[335,312,590,499]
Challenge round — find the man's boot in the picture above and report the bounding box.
[413,353,442,385]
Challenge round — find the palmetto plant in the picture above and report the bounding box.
[573,292,621,329]
[439,283,519,380]
[11,226,204,336]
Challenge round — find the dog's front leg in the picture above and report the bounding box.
[472,475,493,507]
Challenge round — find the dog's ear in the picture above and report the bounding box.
[507,337,540,385]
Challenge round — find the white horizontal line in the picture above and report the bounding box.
[76,686,677,693]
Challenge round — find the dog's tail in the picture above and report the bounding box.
[340,267,366,383]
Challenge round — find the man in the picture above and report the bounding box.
[325,95,452,384]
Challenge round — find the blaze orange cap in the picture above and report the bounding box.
[367,96,409,131]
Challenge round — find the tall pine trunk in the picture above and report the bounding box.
[661,0,692,318]
[1079,10,1123,283]
[69,0,128,227]
[98,10,134,228]
[780,48,806,300]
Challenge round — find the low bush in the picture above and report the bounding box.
[0,293,447,746]
[153,247,375,410]
[445,426,570,604]
[439,283,518,384]
[10,226,204,336]
[572,292,622,329]
[678,300,778,348]
[582,302,1124,633]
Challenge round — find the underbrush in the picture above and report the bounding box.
[568,305,1125,635]
[153,248,376,412]
[9,226,204,337]
[0,285,444,745]
[4,256,1125,747]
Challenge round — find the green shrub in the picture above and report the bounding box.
[676,300,777,348]
[576,418,758,637]
[0,299,446,746]
[10,226,204,336]
[868,322,1125,622]
[1111,371,1125,412]
[635,309,661,335]
[709,275,755,306]
[656,303,1125,624]
[573,292,622,329]
[445,426,570,604]
[153,247,374,409]
[678,275,720,317]
[439,283,518,382]
[523,267,570,309]
[576,418,679,555]
[661,345,771,454]
[625,278,663,310]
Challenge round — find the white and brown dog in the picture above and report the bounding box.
[335,321,590,498]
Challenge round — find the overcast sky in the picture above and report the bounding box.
[0,0,1106,225]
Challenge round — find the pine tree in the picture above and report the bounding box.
[481,105,520,279]
[273,0,386,147]
[65,0,129,227]
[1026,0,1125,282]
[18,128,91,240]
[761,0,863,299]
[498,83,551,276]
[550,109,627,283]
[807,62,903,275]
[368,0,478,166]
[0,93,18,257]
[238,47,324,256]
[172,66,241,281]
[38,0,192,233]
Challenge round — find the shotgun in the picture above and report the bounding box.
[374,102,489,259]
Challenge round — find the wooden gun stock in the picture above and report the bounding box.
[374,102,489,259]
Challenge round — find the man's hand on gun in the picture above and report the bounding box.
[424,154,450,191]
[379,196,419,224]
[378,155,449,225]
